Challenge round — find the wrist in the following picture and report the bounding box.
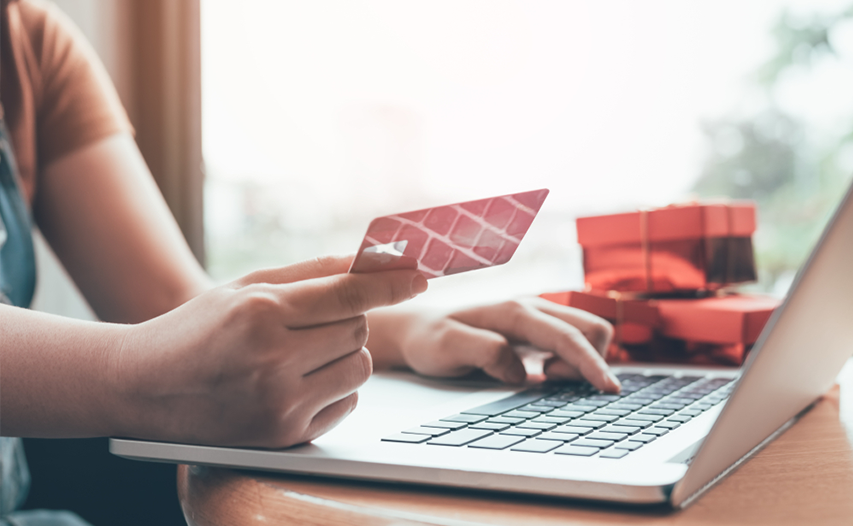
[97,322,142,437]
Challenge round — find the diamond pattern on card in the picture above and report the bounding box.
[350,189,549,278]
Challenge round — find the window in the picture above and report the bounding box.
[202,1,853,304]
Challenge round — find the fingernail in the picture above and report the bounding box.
[411,273,428,295]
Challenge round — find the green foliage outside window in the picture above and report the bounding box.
[693,6,853,292]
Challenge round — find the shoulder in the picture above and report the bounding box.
[11,0,132,166]
[15,0,99,87]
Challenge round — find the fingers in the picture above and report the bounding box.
[278,270,428,328]
[543,355,584,381]
[235,255,354,287]
[301,347,373,411]
[303,392,360,444]
[440,321,527,384]
[521,311,620,393]
[287,315,370,375]
[453,301,619,392]
[530,297,615,355]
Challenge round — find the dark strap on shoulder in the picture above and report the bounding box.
[0,119,36,308]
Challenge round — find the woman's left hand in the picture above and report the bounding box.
[367,297,621,393]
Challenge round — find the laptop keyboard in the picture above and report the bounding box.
[382,373,735,459]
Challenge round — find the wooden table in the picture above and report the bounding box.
[178,366,853,526]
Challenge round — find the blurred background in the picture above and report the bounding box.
[200,0,853,308]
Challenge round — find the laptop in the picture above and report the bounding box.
[111,180,853,508]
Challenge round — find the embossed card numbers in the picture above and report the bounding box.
[350,189,549,278]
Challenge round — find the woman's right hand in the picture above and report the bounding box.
[110,256,427,449]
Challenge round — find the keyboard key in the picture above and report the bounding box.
[470,422,511,431]
[559,404,596,413]
[511,439,563,453]
[569,420,607,429]
[487,416,525,425]
[655,421,681,430]
[537,431,580,442]
[587,431,628,442]
[422,420,467,430]
[382,433,431,444]
[601,424,641,435]
[613,419,653,429]
[428,429,493,446]
[554,444,599,456]
[608,403,644,411]
[595,408,633,417]
[653,403,687,411]
[572,399,610,408]
[599,449,629,459]
[468,434,525,450]
[548,410,585,419]
[549,393,582,402]
[643,427,669,437]
[628,414,664,422]
[667,415,693,423]
[639,408,675,416]
[461,390,553,416]
[535,399,568,407]
[501,427,542,437]
[531,416,571,425]
[614,441,644,451]
[587,394,622,402]
[572,438,615,449]
[517,422,557,431]
[582,414,619,423]
[694,402,715,411]
[503,410,540,420]
[626,397,658,406]
[630,434,657,443]
[518,404,554,413]
[680,409,702,417]
[402,426,450,437]
[553,425,593,435]
[441,414,487,424]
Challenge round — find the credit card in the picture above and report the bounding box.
[349,189,549,278]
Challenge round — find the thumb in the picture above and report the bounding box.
[235,255,354,286]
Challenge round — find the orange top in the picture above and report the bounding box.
[0,0,133,204]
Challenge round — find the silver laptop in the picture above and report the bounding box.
[111,181,853,508]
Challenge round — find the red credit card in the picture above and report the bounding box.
[349,189,549,278]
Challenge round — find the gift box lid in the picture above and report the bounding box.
[540,290,660,327]
[656,295,781,345]
[576,202,756,247]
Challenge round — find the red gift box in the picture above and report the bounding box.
[610,340,755,367]
[576,202,758,293]
[607,294,781,366]
[540,290,659,344]
[655,295,780,345]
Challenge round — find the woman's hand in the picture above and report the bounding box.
[110,256,427,448]
[367,297,620,393]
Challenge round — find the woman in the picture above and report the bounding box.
[0,1,618,523]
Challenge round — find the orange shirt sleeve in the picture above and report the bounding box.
[17,0,133,169]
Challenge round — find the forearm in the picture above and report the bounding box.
[0,305,128,438]
[35,134,212,323]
